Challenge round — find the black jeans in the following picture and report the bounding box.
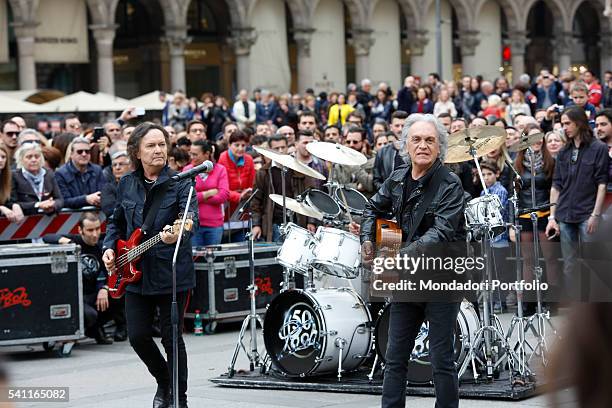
[382,302,461,408]
[83,293,126,336]
[126,291,188,401]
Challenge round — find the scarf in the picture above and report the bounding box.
[22,167,46,199]
[228,149,245,167]
[523,149,543,173]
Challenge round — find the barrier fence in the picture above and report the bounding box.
[0,208,248,242]
[0,208,106,241]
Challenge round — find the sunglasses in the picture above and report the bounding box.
[75,149,91,155]
[345,140,361,145]
[5,131,19,137]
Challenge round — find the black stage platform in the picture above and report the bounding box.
[210,368,541,400]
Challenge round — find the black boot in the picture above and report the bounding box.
[113,326,127,342]
[152,385,170,408]
[94,326,113,345]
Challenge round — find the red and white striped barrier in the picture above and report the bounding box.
[0,211,106,241]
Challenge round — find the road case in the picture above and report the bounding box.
[0,243,84,346]
[187,243,302,331]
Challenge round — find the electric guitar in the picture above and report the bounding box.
[107,218,193,299]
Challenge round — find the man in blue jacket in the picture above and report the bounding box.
[102,122,197,408]
[55,136,106,209]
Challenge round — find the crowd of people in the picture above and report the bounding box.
[0,67,611,345]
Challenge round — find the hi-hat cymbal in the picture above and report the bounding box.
[306,141,368,166]
[448,125,507,148]
[269,194,323,220]
[445,126,506,163]
[253,146,326,181]
[508,132,545,153]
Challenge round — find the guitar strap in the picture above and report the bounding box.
[404,164,449,244]
[141,180,173,236]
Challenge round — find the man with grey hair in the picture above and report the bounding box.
[361,113,465,408]
[104,120,122,143]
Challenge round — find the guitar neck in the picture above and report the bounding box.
[127,233,163,261]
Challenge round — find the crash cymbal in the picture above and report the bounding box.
[306,141,368,166]
[444,135,506,163]
[269,194,323,220]
[448,125,507,148]
[253,146,326,181]
[508,132,545,153]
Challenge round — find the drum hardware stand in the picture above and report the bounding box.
[335,338,347,380]
[522,147,558,367]
[504,172,532,382]
[459,145,521,382]
[228,190,265,377]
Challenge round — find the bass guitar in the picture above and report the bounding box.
[107,219,193,299]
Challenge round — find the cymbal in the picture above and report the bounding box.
[306,141,368,166]
[269,194,323,220]
[445,126,506,163]
[508,132,545,153]
[448,126,507,148]
[253,146,326,181]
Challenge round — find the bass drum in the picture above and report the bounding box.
[334,187,369,215]
[264,288,372,377]
[374,301,479,384]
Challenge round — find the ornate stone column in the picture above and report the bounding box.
[554,32,574,73]
[293,27,315,93]
[164,25,190,92]
[90,24,117,95]
[600,32,612,77]
[458,30,480,77]
[507,31,529,82]
[228,27,257,92]
[403,29,429,78]
[349,28,375,81]
[12,21,38,90]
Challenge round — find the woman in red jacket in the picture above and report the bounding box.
[217,130,255,242]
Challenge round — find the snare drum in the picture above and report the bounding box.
[465,194,506,237]
[334,187,369,215]
[312,227,361,279]
[305,189,341,218]
[373,301,479,384]
[263,287,372,377]
[276,223,316,275]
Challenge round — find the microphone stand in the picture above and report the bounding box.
[171,177,196,408]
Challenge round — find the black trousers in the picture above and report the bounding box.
[382,302,461,408]
[83,293,126,336]
[126,291,188,400]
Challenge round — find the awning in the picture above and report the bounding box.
[37,91,130,113]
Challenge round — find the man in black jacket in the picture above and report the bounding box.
[102,123,198,408]
[43,211,126,343]
[372,111,408,190]
[361,113,465,408]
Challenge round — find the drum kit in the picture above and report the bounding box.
[228,127,555,387]
[446,126,557,383]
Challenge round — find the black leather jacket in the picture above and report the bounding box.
[518,166,552,214]
[361,160,466,252]
[102,166,198,295]
[373,144,406,191]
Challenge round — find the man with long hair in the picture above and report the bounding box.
[546,106,609,299]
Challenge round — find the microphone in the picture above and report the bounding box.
[170,161,213,181]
